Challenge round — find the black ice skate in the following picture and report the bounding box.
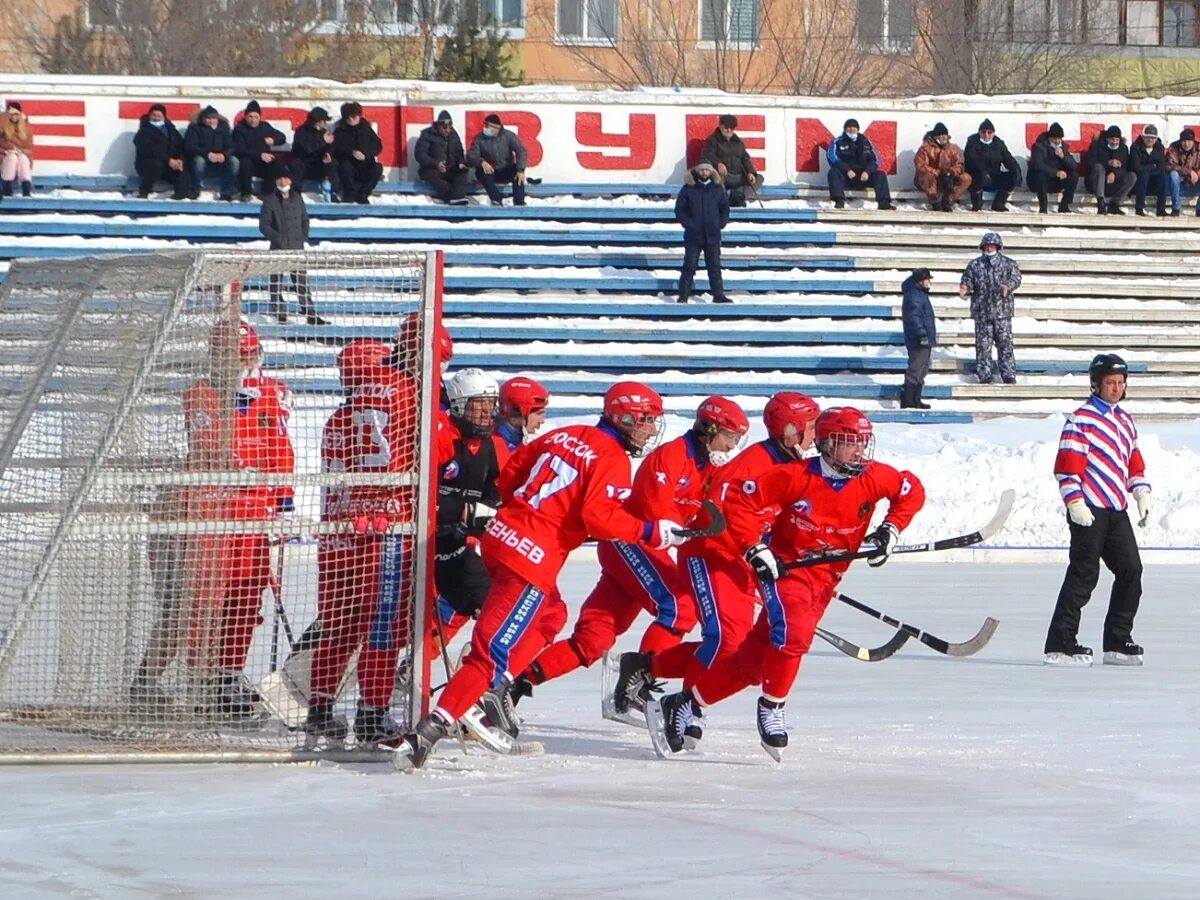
[684,698,706,750]
[481,676,529,739]
[1103,639,1144,667]
[646,690,694,758]
[393,715,450,771]
[210,670,263,720]
[756,696,788,763]
[1043,640,1094,667]
[354,702,403,748]
[613,651,652,714]
[303,698,349,749]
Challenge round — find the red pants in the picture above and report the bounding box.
[692,567,836,705]
[435,563,567,721]
[679,552,760,693]
[186,530,270,672]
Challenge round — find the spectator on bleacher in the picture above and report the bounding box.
[0,100,34,197]
[233,100,287,203]
[958,231,1021,385]
[1129,125,1168,217]
[1165,128,1200,216]
[415,110,470,205]
[1027,122,1078,215]
[258,160,326,326]
[701,114,759,208]
[184,106,237,202]
[900,267,935,410]
[467,113,528,207]
[913,122,970,213]
[132,103,191,201]
[964,119,1021,212]
[675,159,730,304]
[333,101,383,205]
[1085,125,1135,216]
[290,106,340,203]
[826,118,895,210]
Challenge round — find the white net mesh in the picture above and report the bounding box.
[0,249,440,762]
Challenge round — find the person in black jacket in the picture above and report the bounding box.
[1026,122,1078,215]
[232,100,287,202]
[964,119,1021,212]
[184,105,237,201]
[1129,124,1168,217]
[415,109,469,205]
[900,267,936,410]
[1086,125,1136,215]
[258,161,325,326]
[675,160,731,304]
[825,118,895,210]
[701,114,759,207]
[132,103,191,200]
[333,101,383,204]
[466,113,528,206]
[290,106,340,202]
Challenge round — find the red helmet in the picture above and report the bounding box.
[763,391,820,441]
[603,381,665,456]
[815,406,875,475]
[395,314,454,368]
[337,339,391,390]
[499,376,550,419]
[210,319,260,362]
[694,395,749,437]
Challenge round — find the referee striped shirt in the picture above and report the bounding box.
[1053,394,1150,510]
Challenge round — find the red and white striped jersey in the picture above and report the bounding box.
[1054,395,1150,510]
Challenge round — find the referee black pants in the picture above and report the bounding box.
[1046,506,1143,653]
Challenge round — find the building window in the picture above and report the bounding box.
[321,0,523,28]
[700,0,760,45]
[856,0,915,53]
[557,0,618,41]
[1165,0,1198,44]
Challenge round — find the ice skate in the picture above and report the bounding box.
[1043,641,1093,667]
[128,677,173,715]
[302,698,348,750]
[393,714,450,771]
[1103,640,1144,667]
[646,690,694,758]
[354,702,403,748]
[683,698,706,750]
[210,670,264,720]
[756,696,788,763]
[480,675,529,739]
[601,651,648,725]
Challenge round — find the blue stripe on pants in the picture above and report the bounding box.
[368,534,404,650]
[687,556,722,668]
[486,584,545,688]
[760,579,787,649]
[613,540,679,629]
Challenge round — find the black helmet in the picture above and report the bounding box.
[1088,353,1128,393]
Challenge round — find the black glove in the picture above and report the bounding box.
[745,542,781,582]
[865,523,899,568]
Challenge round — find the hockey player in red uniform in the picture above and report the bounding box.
[648,406,925,760]
[484,396,750,734]
[395,381,690,768]
[183,320,295,717]
[493,375,551,455]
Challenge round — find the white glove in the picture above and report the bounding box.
[1066,499,1094,527]
[1135,492,1152,528]
[865,522,899,568]
[744,542,781,582]
[650,519,686,550]
[468,502,497,531]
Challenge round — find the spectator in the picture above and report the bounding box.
[1165,127,1200,216]
[1085,125,1135,215]
[900,267,935,409]
[184,105,237,201]
[232,99,287,203]
[132,103,191,201]
[467,113,528,207]
[0,100,34,197]
[913,122,970,213]
[415,109,469,205]
[964,118,1021,212]
[258,161,326,326]
[1129,125,1168,217]
[826,118,895,210]
[958,231,1022,385]
[1026,122,1078,215]
[701,113,759,207]
[290,106,340,202]
[674,159,730,304]
[333,101,383,205]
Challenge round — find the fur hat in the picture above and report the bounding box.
[484,113,502,127]
[719,113,738,129]
[978,118,996,133]
[1048,122,1065,139]
[199,105,220,120]
[931,122,948,137]
[244,100,261,115]
[340,101,363,119]
[1104,125,1122,139]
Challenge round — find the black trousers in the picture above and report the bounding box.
[967,168,1016,207]
[338,159,383,202]
[476,163,525,203]
[1028,170,1078,206]
[268,271,315,318]
[435,543,490,617]
[420,165,469,201]
[680,240,725,298]
[134,158,191,198]
[290,156,341,196]
[237,155,278,196]
[1046,506,1143,652]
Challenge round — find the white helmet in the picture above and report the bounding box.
[446,368,499,436]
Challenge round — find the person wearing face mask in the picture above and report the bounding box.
[258,161,327,326]
[232,100,287,203]
[675,159,731,303]
[913,122,970,212]
[0,100,34,197]
[333,101,384,205]
[958,231,1022,385]
[964,118,1021,212]
[132,103,191,201]
[825,117,896,210]
[1128,125,1168,217]
[184,106,237,201]
[467,113,529,206]
[1085,124,1135,215]
[1026,122,1078,215]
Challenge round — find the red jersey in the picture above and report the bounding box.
[320,403,353,522]
[339,369,419,521]
[483,422,652,592]
[627,431,712,525]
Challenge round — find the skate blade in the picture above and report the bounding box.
[760,740,784,764]
[459,705,516,754]
[302,732,347,752]
[1043,652,1094,667]
[644,698,677,759]
[1102,651,1144,666]
[600,651,622,722]
[389,742,416,772]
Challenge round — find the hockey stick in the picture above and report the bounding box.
[433,602,470,755]
[781,489,1015,572]
[837,593,1000,657]
[672,500,725,539]
[814,625,910,662]
[267,542,296,672]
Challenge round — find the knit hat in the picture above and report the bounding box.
[1142,124,1158,136]
[931,122,948,137]
[340,101,363,119]
[1104,125,1122,139]
[307,106,329,124]
[268,159,291,181]
[199,105,220,119]
[1047,122,1064,139]
[436,109,453,124]
[719,113,738,129]
[148,103,167,116]
[245,100,261,115]
[912,267,933,282]
[484,113,502,127]
[5,100,20,112]
[843,118,859,131]
[978,118,995,133]
[1181,128,1196,141]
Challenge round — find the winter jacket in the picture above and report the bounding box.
[333,117,383,163]
[1084,136,1130,189]
[826,131,880,175]
[901,274,937,350]
[675,168,730,245]
[913,134,966,181]
[414,123,466,173]
[466,127,527,171]
[133,115,185,166]
[0,113,33,157]
[233,119,287,160]
[291,121,334,166]
[184,115,233,159]
[964,133,1021,179]
[258,188,309,250]
[700,128,755,177]
[1128,136,1166,176]
[1026,131,1078,185]
[1165,139,1200,177]
[959,232,1022,320]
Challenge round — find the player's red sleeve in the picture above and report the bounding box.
[722,465,813,552]
[1053,449,1087,476]
[580,450,649,544]
[1128,447,1146,479]
[491,433,513,474]
[879,468,926,533]
[497,438,539,504]
[630,443,683,523]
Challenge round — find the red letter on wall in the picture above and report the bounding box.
[14,99,87,162]
[576,112,656,170]
[684,114,765,171]
[795,118,896,175]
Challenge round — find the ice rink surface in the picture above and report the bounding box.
[2,559,1197,900]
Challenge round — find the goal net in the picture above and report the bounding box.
[0,249,442,763]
